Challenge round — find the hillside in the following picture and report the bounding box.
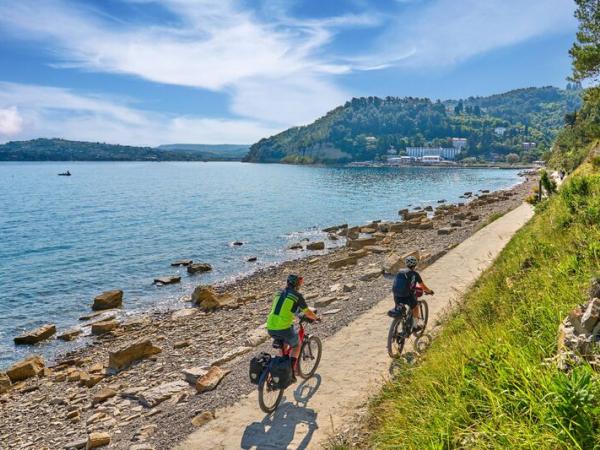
[0,139,247,161]
[244,86,582,164]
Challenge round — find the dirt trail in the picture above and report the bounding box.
[175,203,534,450]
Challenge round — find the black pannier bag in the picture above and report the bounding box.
[269,355,292,389]
[249,352,271,385]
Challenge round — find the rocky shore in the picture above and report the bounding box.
[0,179,534,450]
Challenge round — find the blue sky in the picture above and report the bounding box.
[0,0,577,146]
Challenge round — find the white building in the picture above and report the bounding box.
[406,146,462,160]
[494,127,507,136]
[451,138,467,150]
[422,155,443,163]
[523,142,537,150]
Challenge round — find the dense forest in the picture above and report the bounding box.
[244,86,582,164]
[0,139,247,161]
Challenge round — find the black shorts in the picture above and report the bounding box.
[394,295,418,309]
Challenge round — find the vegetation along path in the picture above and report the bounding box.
[176,203,534,450]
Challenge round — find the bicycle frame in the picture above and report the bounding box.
[280,322,306,371]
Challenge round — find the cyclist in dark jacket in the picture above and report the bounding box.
[391,255,434,331]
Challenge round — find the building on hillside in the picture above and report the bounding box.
[451,138,467,150]
[422,155,443,163]
[406,146,462,160]
[494,127,507,136]
[365,136,377,149]
[523,142,537,150]
[387,147,397,155]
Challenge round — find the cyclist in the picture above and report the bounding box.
[266,274,319,382]
[391,255,434,332]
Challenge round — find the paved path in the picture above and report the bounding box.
[175,204,534,450]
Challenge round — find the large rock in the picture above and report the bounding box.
[359,268,383,281]
[383,250,420,274]
[137,380,188,407]
[58,328,82,342]
[187,263,213,274]
[191,285,235,310]
[92,388,117,405]
[347,237,377,250]
[389,223,407,232]
[196,366,230,393]
[402,211,427,220]
[581,298,600,333]
[86,432,111,449]
[6,355,45,382]
[328,255,358,269]
[437,227,454,235]
[182,367,208,385]
[171,259,193,266]
[314,296,338,307]
[14,324,56,344]
[306,241,325,251]
[92,290,123,311]
[0,372,11,394]
[244,326,269,347]
[108,339,161,371]
[91,320,118,335]
[153,275,181,285]
[210,346,252,366]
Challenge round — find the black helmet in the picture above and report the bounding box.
[287,274,303,289]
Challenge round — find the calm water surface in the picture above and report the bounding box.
[0,162,521,367]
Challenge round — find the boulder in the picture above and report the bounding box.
[86,432,111,449]
[306,241,325,251]
[91,320,118,335]
[58,328,82,342]
[364,245,389,254]
[182,367,208,385]
[92,388,117,405]
[360,268,383,281]
[92,290,123,311]
[581,298,600,333]
[232,241,244,246]
[244,326,269,347]
[288,243,303,250]
[343,283,356,292]
[153,276,181,285]
[328,256,357,269]
[187,262,213,274]
[314,296,338,307]
[418,222,433,230]
[108,339,161,371]
[247,256,258,262]
[171,259,192,266]
[0,372,11,394]
[389,223,406,233]
[424,206,433,211]
[348,237,377,250]
[192,411,215,427]
[6,355,45,382]
[196,366,230,393]
[14,324,56,344]
[360,227,377,234]
[137,380,188,407]
[437,228,454,235]
[191,285,235,310]
[384,250,420,274]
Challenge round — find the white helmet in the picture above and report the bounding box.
[405,255,418,268]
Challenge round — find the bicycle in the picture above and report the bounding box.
[387,291,431,358]
[257,314,322,414]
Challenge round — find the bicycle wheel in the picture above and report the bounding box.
[258,371,284,414]
[414,300,429,337]
[387,317,405,358]
[298,335,322,379]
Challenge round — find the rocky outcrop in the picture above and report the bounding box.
[359,268,383,281]
[92,290,123,311]
[58,328,82,341]
[91,320,118,335]
[196,366,230,393]
[187,263,213,274]
[86,432,111,449]
[6,355,45,382]
[347,237,377,250]
[191,285,235,310]
[328,255,357,269]
[153,276,181,285]
[306,241,325,251]
[108,339,161,371]
[137,380,188,407]
[14,324,56,344]
[92,388,117,405]
[557,295,600,370]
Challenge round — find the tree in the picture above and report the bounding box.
[454,101,464,114]
[473,105,482,116]
[505,153,520,164]
[569,0,600,82]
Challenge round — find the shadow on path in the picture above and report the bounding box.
[241,375,321,450]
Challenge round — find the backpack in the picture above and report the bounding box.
[269,356,293,389]
[392,269,417,298]
[249,352,271,385]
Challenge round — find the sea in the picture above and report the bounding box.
[0,161,522,367]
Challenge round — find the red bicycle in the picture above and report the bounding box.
[258,314,322,413]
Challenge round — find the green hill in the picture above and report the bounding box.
[244,86,582,164]
[0,139,247,161]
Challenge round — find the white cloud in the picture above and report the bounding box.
[0,106,24,136]
[0,82,281,145]
[369,0,576,68]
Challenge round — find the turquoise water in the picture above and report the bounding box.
[0,162,521,367]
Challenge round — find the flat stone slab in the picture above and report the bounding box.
[57,328,81,342]
[182,367,209,385]
[14,324,56,345]
[137,380,189,407]
[210,346,252,366]
[154,276,181,285]
[196,366,230,393]
[323,308,342,315]
[314,296,338,307]
[359,268,383,281]
[187,263,212,274]
[171,259,193,266]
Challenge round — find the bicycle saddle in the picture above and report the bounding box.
[272,338,284,349]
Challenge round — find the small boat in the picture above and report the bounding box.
[58,170,71,176]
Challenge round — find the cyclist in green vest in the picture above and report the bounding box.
[266,274,319,382]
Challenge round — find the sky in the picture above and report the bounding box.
[0,0,578,146]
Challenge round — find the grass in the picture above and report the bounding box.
[358,144,600,449]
